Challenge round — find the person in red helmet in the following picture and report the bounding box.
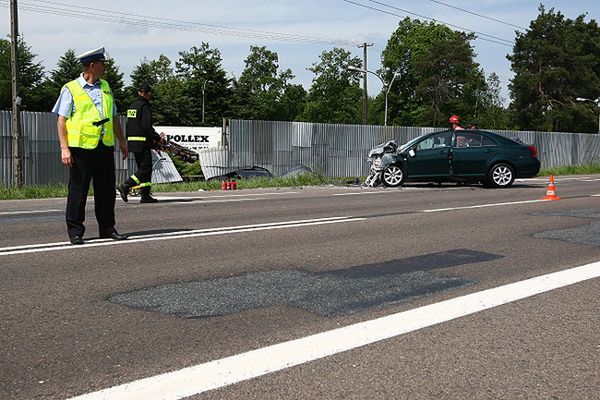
[449,115,464,131]
[449,115,468,147]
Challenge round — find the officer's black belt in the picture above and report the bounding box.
[92,118,110,127]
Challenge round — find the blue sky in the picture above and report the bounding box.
[1,0,599,104]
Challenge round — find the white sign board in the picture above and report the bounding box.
[154,126,222,154]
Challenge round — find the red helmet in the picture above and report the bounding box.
[449,115,460,124]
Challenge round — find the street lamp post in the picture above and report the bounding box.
[348,66,399,126]
[384,71,401,126]
[576,97,600,134]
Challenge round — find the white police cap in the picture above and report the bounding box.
[77,47,106,64]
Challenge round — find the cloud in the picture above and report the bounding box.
[3,0,599,102]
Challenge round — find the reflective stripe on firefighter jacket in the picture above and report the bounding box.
[64,79,115,149]
[125,96,159,153]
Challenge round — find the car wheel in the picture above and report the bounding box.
[487,163,515,188]
[382,164,405,187]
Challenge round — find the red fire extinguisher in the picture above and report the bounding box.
[230,180,237,190]
[221,181,228,190]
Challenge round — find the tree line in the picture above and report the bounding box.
[1,6,599,133]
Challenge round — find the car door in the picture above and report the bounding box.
[405,132,452,178]
[451,131,497,177]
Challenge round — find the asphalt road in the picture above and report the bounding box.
[1,176,599,400]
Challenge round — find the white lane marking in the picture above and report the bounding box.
[67,261,600,400]
[422,199,547,212]
[120,191,299,202]
[333,191,399,196]
[0,217,365,256]
[0,209,61,216]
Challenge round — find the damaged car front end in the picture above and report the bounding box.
[364,140,402,187]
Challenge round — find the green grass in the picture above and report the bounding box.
[154,172,358,192]
[2,165,600,200]
[0,184,69,200]
[539,162,600,176]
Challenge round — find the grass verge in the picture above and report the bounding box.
[0,173,357,200]
[539,163,600,176]
[2,165,600,200]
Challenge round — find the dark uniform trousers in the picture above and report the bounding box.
[125,147,153,188]
[66,143,116,238]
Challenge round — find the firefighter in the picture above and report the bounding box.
[449,115,464,131]
[117,83,163,203]
[52,47,129,245]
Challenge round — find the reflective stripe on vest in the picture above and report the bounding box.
[128,136,146,142]
[64,79,114,149]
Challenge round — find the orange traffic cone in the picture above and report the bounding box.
[542,175,560,201]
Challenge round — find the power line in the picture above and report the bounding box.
[365,0,515,45]
[427,0,528,31]
[343,0,513,47]
[1,0,381,49]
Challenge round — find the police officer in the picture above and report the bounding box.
[117,83,162,203]
[52,47,129,245]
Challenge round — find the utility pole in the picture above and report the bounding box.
[10,0,23,188]
[360,43,372,125]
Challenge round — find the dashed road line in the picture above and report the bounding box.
[422,199,547,212]
[333,191,401,196]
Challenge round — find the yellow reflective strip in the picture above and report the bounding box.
[128,136,146,141]
[131,175,141,184]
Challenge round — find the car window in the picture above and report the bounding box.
[455,132,483,147]
[417,132,451,150]
[416,137,435,150]
[482,135,497,146]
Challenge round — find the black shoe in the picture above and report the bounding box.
[100,231,128,240]
[70,235,84,245]
[140,195,158,203]
[117,184,129,202]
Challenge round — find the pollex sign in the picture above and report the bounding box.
[154,126,222,155]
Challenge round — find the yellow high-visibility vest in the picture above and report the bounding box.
[64,79,115,149]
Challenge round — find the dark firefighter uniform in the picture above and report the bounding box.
[118,84,161,203]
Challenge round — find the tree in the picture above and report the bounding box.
[45,49,80,94]
[125,57,159,107]
[234,46,305,121]
[301,47,363,124]
[278,83,307,121]
[176,43,233,126]
[0,36,46,111]
[474,73,511,129]
[126,54,187,124]
[103,57,127,113]
[508,6,600,132]
[380,18,490,127]
[152,76,191,126]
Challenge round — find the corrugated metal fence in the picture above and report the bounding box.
[3,112,600,185]
[1,110,130,186]
[199,119,600,179]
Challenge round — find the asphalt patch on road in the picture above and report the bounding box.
[532,209,600,247]
[110,249,500,318]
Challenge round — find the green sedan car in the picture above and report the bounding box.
[368,129,540,188]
